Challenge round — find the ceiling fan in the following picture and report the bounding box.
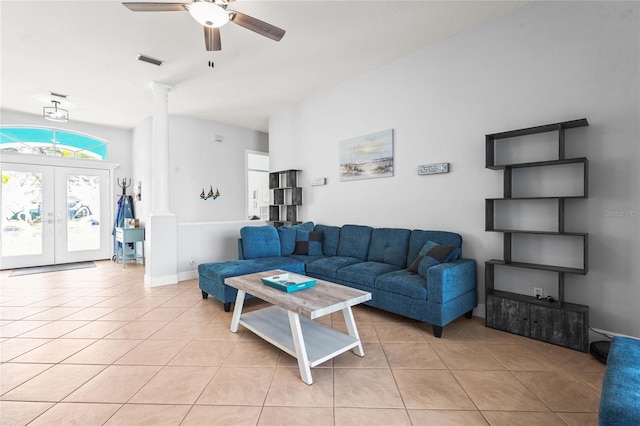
[122,0,285,51]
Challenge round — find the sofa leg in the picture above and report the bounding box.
[223,302,231,312]
[201,291,208,300]
[432,325,443,338]
[465,310,473,319]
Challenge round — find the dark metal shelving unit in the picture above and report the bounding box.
[268,169,302,227]
[484,118,590,352]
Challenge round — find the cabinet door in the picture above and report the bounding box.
[486,294,530,337]
[529,305,588,351]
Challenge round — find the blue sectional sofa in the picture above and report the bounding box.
[198,222,477,337]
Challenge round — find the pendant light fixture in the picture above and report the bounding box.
[43,99,69,122]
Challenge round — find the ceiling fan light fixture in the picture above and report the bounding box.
[189,0,229,28]
[43,100,69,123]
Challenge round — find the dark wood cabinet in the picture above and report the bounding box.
[485,118,590,352]
[268,169,302,227]
[487,291,588,351]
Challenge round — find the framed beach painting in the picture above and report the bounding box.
[339,129,394,182]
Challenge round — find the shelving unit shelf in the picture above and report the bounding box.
[485,118,590,352]
[268,169,302,227]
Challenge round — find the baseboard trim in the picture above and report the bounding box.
[178,270,198,282]
[588,327,638,343]
[144,273,179,287]
[472,304,486,319]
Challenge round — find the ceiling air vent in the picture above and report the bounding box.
[49,91,67,99]
[137,54,164,67]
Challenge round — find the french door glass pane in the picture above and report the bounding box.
[66,174,101,252]
[1,170,43,256]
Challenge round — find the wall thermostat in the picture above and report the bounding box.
[311,177,326,186]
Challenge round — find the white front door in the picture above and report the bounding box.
[1,163,111,269]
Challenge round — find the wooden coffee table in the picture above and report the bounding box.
[225,269,372,385]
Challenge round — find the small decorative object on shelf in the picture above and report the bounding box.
[200,185,220,200]
[484,118,590,352]
[269,169,302,226]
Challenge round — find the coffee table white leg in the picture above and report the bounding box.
[342,306,364,356]
[287,310,313,385]
[229,290,246,333]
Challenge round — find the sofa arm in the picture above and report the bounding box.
[426,259,477,304]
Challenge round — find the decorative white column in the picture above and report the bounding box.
[144,81,178,287]
[150,81,172,215]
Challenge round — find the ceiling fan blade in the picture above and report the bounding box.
[204,26,222,51]
[229,11,285,42]
[122,2,188,12]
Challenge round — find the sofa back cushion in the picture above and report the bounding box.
[277,221,315,255]
[315,224,341,256]
[240,226,281,259]
[367,228,411,268]
[337,224,373,260]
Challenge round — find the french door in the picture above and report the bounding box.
[1,162,111,269]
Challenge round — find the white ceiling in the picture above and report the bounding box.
[0,0,524,132]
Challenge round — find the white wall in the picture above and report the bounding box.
[131,115,268,223]
[177,220,267,280]
[269,2,640,337]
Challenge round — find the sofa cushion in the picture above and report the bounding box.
[367,228,411,268]
[305,256,362,279]
[374,269,428,300]
[198,256,305,282]
[336,261,401,287]
[337,224,373,260]
[277,221,315,256]
[293,230,324,256]
[240,226,281,259]
[315,224,341,256]
[285,254,325,265]
[407,241,458,273]
[407,230,462,267]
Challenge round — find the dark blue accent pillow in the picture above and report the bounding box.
[277,221,315,255]
[293,230,324,256]
[406,240,457,274]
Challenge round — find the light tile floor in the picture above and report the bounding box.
[0,260,604,425]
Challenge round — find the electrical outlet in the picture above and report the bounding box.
[534,287,543,298]
[189,258,196,265]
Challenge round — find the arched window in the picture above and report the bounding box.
[0,126,108,160]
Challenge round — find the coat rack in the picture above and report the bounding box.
[200,185,221,200]
[117,178,131,196]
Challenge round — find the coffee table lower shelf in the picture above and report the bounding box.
[239,306,361,367]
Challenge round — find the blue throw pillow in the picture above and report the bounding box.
[277,221,315,256]
[277,226,297,255]
[407,240,457,274]
[293,230,323,256]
